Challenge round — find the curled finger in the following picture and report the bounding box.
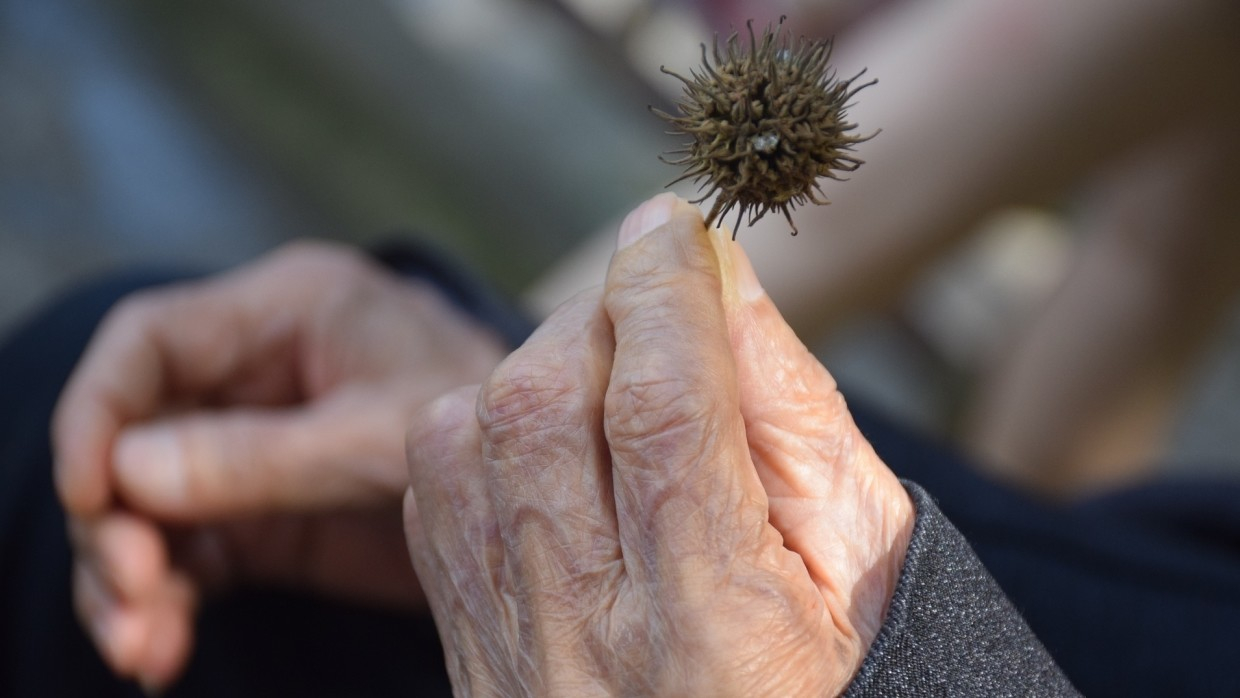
[405,386,513,691]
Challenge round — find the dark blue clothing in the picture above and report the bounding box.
[1,254,1238,696]
[853,408,1240,697]
[847,482,1079,696]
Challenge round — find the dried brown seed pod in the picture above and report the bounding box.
[653,18,876,238]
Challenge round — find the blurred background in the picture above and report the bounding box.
[2,0,1238,493]
[0,0,679,316]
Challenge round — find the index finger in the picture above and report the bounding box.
[602,194,773,586]
[51,244,358,514]
[53,287,181,515]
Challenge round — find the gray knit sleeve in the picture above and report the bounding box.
[843,482,1080,697]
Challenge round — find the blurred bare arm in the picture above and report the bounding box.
[529,0,1239,340]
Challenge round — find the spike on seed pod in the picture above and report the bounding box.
[652,17,877,239]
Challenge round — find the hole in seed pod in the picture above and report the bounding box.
[751,131,780,154]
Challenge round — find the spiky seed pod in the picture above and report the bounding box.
[653,18,877,238]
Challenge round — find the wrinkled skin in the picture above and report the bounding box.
[53,242,506,689]
[404,195,914,696]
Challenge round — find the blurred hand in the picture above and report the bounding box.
[404,195,914,696]
[53,241,507,689]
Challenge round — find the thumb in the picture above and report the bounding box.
[112,398,408,520]
[715,237,914,647]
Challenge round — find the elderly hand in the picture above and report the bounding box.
[404,194,915,696]
[53,241,506,689]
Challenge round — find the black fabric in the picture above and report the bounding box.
[0,272,179,698]
[845,483,1079,696]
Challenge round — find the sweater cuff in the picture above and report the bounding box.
[844,482,1079,697]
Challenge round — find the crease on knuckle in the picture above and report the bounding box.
[478,359,590,452]
[605,369,717,463]
[606,263,720,330]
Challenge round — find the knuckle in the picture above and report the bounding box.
[415,387,478,442]
[408,386,480,466]
[270,239,369,278]
[477,357,588,451]
[106,288,165,330]
[99,284,198,348]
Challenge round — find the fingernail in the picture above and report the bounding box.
[617,193,682,250]
[114,428,186,503]
[732,245,766,303]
